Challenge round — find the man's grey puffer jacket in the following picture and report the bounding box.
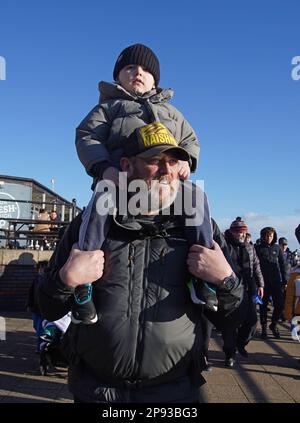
[75,82,199,175]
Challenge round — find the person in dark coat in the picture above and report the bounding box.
[278,237,297,279]
[199,218,241,372]
[221,217,264,367]
[256,227,287,339]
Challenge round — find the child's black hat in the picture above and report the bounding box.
[113,44,160,87]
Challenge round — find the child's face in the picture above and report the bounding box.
[117,64,155,95]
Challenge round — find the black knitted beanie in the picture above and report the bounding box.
[113,44,160,86]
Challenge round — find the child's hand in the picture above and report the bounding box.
[178,160,190,180]
[102,167,120,186]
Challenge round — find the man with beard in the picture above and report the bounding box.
[71,122,216,326]
[222,218,264,367]
[38,126,242,403]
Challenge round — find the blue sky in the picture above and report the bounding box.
[0,0,299,249]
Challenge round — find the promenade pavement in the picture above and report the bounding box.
[0,311,300,403]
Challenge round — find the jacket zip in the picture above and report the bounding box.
[132,237,150,379]
[145,99,157,122]
[127,243,135,318]
[152,246,167,322]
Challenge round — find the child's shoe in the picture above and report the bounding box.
[188,277,218,312]
[71,284,98,325]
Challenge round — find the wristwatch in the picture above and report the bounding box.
[220,272,237,291]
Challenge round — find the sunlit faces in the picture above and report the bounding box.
[117,65,155,95]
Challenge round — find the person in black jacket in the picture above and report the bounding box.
[256,227,287,339]
[221,218,264,367]
[38,128,242,403]
[198,218,241,372]
[278,237,297,279]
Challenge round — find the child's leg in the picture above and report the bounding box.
[53,312,71,334]
[181,181,217,312]
[72,181,112,324]
[183,182,213,248]
[78,181,112,251]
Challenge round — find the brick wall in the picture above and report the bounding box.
[0,250,53,311]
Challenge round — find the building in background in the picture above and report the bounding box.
[0,175,83,309]
[0,175,81,248]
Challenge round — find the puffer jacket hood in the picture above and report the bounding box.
[98,81,173,104]
[260,227,278,244]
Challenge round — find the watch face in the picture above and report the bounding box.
[224,276,235,290]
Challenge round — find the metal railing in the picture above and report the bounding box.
[0,218,69,250]
[0,197,82,250]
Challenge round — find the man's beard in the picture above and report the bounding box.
[128,174,179,215]
[233,233,246,244]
